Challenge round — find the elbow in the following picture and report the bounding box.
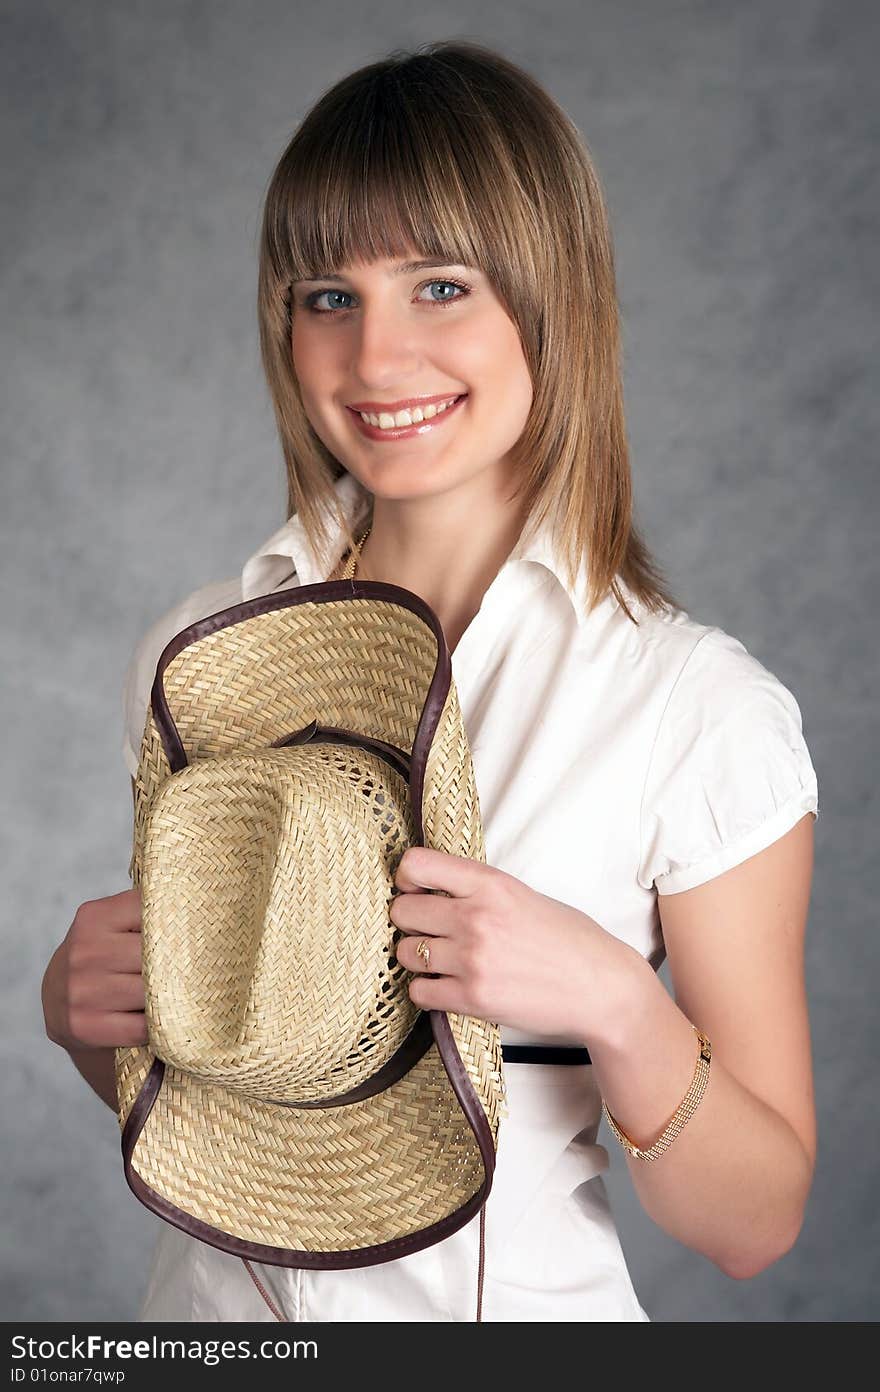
[723,1136,815,1281]
[720,1208,807,1282]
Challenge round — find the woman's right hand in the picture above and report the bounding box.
[41,888,148,1052]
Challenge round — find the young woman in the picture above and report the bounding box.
[42,40,819,1322]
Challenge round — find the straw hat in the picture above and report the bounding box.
[116,576,507,1321]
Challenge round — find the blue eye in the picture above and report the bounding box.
[309,289,354,312]
[304,279,470,315]
[419,280,468,305]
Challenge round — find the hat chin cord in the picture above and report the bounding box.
[240,1201,488,1322]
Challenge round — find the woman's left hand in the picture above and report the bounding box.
[390,845,639,1043]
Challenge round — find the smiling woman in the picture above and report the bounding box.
[255,41,679,632]
[45,37,820,1329]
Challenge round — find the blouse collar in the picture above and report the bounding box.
[241,470,592,626]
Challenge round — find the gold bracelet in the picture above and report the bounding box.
[602,1024,712,1162]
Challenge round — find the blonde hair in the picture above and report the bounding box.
[257,39,680,623]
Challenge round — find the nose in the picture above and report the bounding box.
[349,299,422,387]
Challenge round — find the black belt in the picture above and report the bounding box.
[501,1044,591,1065]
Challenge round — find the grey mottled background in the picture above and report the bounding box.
[3,0,877,1322]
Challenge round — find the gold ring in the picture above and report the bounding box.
[415,938,431,971]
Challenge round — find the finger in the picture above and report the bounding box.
[79,889,142,933]
[407,974,463,1014]
[76,973,146,1013]
[108,973,147,1011]
[110,887,143,931]
[390,891,453,936]
[394,933,453,978]
[76,1011,149,1049]
[104,1012,148,1048]
[393,845,485,898]
[101,936,144,973]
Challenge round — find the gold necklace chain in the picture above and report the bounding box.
[338,524,372,581]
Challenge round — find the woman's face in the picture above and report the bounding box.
[289,252,533,502]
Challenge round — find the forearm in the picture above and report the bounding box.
[67,1045,119,1114]
[582,945,813,1279]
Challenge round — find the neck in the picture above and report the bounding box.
[352,479,530,654]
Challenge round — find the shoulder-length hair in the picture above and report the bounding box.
[257,39,680,623]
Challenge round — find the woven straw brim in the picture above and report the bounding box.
[117,590,506,1257]
[119,1035,489,1251]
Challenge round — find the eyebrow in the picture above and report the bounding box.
[292,258,466,285]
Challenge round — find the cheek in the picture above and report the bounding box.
[452,315,531,408]
[291,337,337,432]
[506,349,534,425]
[476,326,533,434]
[291,320,334,390]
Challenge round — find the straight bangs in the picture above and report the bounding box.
[268,67,541,321]
[257,42,680,621]
[261,49,550,398]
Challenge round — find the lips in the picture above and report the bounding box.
[348,392,468,440]
[348,393,467,413]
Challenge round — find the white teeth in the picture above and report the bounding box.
[359,397,460,429]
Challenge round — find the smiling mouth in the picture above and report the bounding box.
[346,392,467,439]
[349,395,467,425]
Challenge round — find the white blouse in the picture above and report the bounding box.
[120,470,819,1322]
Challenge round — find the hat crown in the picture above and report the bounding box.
[143,742,421,1102]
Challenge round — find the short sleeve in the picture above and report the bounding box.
[120,577,243,779]
[637,629,819,896]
